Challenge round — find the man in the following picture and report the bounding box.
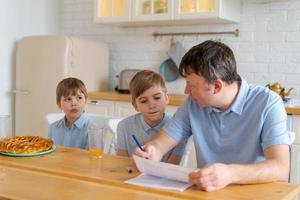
[135,40,292,192]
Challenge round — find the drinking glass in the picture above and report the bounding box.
[87,127,107,158]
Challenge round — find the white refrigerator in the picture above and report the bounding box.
[13,36,109,137]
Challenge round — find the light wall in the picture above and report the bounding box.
[62,0,300,98]
[0,0,61,116]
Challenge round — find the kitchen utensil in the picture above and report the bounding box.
[115,69,141,93]
[266,82,293,101]
[167,41,187,67]
[159,58,179,82]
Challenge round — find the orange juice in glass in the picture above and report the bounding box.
[87,127,106,158]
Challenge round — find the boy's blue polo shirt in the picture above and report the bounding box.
[163,78,291,168]
[117,113,187,162]
[49,112,94,149]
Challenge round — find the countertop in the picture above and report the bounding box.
[88,91,300,115]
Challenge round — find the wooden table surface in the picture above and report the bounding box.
[0,146,299,200]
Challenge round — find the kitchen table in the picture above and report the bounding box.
[0,146,299,200]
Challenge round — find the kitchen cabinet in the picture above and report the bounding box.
[131,0,173,22]
[287,114,300,200]
[94,0,131,22]
[174,0,240,23]
[87,99,178,118]
[94,0,240,26]
[87,100,115,116]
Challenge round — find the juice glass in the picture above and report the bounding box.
[87,127,106,158]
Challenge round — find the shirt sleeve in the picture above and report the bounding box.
[261,93,290,150]
[163,97,192,142]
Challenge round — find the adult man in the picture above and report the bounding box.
[135,40,292,192]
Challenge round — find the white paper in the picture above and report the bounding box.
[125,155,196,192]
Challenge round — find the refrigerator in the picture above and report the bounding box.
[13,36,109,137]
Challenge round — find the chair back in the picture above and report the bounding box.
[46,113,122,155]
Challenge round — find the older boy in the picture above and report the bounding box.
[135,40,292,191]
[117,70,186,164]
[49,77,94,149]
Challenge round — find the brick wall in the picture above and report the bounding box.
[62,0,300,97]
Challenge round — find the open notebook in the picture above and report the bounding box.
[125,155,196,192]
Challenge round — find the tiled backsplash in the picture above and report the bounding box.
[62,0,300,97]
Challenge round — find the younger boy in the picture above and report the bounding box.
[49,77,94,149]
[117,70,186,164]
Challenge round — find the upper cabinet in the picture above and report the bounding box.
[94,0,131,22]
[131,0,173,21]
[94,0,240,26]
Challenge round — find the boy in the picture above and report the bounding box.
[117,70,186,164]
[49,77,94,149]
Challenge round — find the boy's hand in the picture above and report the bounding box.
[134,145,160,161]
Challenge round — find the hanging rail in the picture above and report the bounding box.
[153,29,239,38]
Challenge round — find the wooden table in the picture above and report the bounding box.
[0,146,299,200]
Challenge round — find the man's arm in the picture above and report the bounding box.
[189,144,290,192]
[134,129,179,161]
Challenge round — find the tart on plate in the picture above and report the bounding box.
[0,136,53,154]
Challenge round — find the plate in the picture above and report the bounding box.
[0,145,56,157]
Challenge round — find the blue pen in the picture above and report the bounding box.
[131,134,145,152]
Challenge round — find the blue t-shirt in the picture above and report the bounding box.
[117,113,187,162]
[48,112,94,149]
[163,78,291,168]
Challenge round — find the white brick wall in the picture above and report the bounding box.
[62,0,300,97]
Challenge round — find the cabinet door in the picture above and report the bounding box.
[86,100,115,116]
[114,102,137,117]
[132,0,173,21]
[290,144,300,184]
[174,0,217,19]
[94,0,131,22]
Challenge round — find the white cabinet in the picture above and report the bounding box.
[94,0,240,25]
[287,114,300,196]
[174,0,240,23]
[131,0,173,22]
[94,0,131,23]
[87,99,178,118]
[86,100,115,116]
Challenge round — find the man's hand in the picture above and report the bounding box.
[189,163,233,192]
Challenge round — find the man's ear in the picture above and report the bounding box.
[213,79,223,94]
[132,101,139,112]
[165,93,170,105]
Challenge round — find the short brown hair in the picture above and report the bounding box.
[129,70,166,101]
[56,77,88,103]
[179,40,239,84]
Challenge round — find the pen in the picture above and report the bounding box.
[131,134,145,152]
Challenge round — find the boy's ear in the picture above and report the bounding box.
[57,101,62,109]
[132,101,139,112]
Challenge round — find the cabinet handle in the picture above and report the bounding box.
[89,100,99,105]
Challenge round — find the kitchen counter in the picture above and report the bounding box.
[88,91,300,115]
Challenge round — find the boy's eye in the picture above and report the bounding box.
[154,96,161,100]
[140,100,147,104]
